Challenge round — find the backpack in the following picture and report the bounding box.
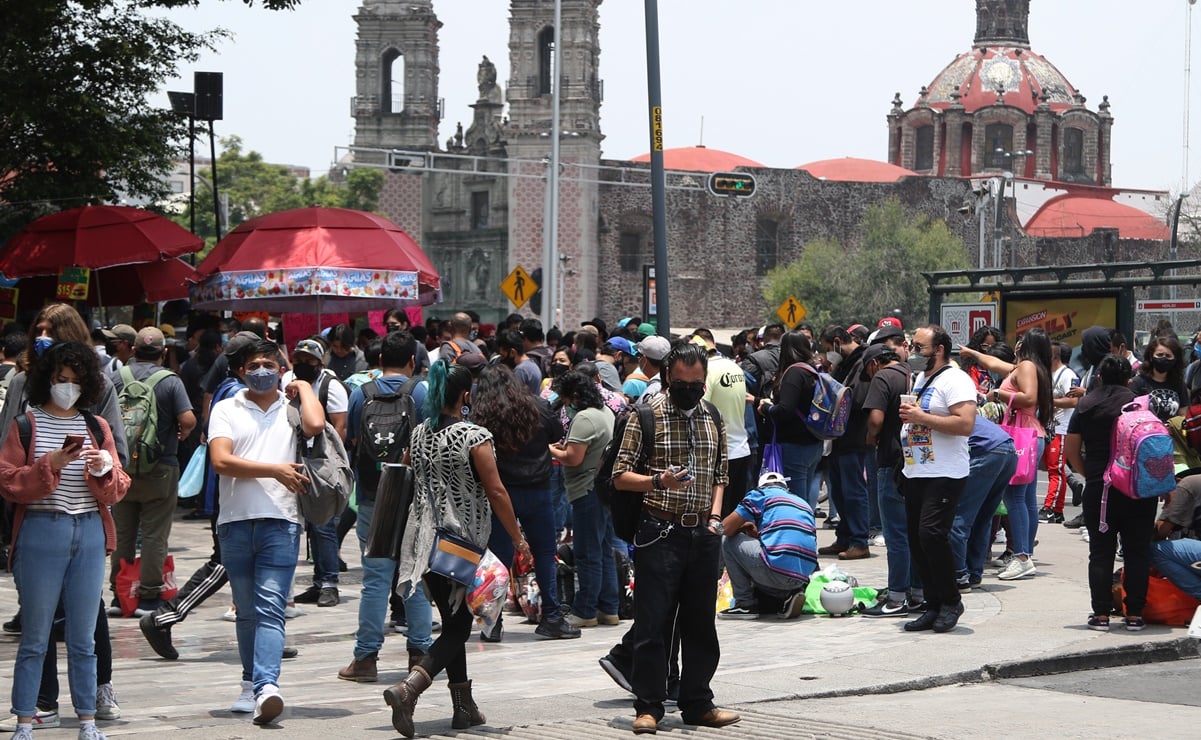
[117,366,173,476]
[286,402,355,527]
[1100,396,1176,533]
[789,363,851,440]
[594,403,655,542]
[355,377,419,500]
[1181,401,1201,452]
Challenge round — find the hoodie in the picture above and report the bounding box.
[1079,326,1113,391]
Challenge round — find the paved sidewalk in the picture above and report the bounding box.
[0,490,1196,738]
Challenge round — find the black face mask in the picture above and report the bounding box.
[293,363,320,383]
[1151,357,1175,374]
[668,381,705,411]
[548,363,569,379]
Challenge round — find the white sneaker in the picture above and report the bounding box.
[230,680,255,713]
[1081,528,1091,543]
[0,710,60,731]
[95,683,120,720]
[77,724,107,740]
[10,725,33,740]
[222,605,237,622]
[252,685,284,725]
[997,557,1037,580]
[284,605,305,619]
[869,533,886,548]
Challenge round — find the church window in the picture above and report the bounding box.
[915,126,935,171]
[538,27,556,97]
[756,218,781,274]
[471,191,489,229]
[1063,128,1085,177]
[619,231,648,273]
[382,48,404,114]
[985,123,1013,167]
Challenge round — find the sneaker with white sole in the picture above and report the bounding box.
[997,557,1036,580]
[222,606,237,622]
[283,605,305,619]
[253,685,284,725]
[95,683,120,720]
[717,606,757,619]
[230,681,255,713]
[77,724,107,740]
[869,533,886,548]
[860,599,909,618]
[10,725,33,740]
[0,710,60,731]
[777,589,806,620]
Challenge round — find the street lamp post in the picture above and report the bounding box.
[995,148,1033,267]
[1170,192,1191,328]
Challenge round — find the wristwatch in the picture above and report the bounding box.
[707,520,723,534]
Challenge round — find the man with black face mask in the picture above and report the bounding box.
[497,329,542,395]
[611,342,739,735]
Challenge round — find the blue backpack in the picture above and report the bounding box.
[788,363,850,440]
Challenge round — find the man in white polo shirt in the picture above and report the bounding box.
[208,339,324,726]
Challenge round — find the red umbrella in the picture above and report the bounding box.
[0,205,202,277]
[190,206,441,312]
[14,258,200,309]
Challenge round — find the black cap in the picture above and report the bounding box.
[581,317,608,336]
[870,325,905,345]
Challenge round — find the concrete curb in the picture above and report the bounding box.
[757,636,1201,703]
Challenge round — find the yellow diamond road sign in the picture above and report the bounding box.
[776,295,806,327]
[501,265,538,309]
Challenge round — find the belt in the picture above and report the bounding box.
[642,504,707,527]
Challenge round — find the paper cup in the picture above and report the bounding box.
[899,394,918,406]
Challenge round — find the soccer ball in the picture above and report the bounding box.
[819,580,855,616]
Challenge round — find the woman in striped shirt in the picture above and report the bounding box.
[0,341,129,740]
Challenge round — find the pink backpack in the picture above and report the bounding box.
[1100,396,1175,533]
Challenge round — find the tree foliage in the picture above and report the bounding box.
[763,198,968,329]
[176,136,384,257]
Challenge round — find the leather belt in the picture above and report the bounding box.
[642,504,706,528]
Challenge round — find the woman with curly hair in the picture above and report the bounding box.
[470,364,578,641]
[547,369,618,628]
[0,341,130,740]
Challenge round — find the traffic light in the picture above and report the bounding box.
[529,267,543,315]
[706,171,757,198]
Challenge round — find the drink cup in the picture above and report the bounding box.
[899,394,918,406]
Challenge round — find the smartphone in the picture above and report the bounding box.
[62,434,85,451]
[670,464,693,482]
[1070,378,1081,388]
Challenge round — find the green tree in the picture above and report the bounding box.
[763,198,968,328]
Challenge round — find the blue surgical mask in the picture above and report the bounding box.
[1193,342,1201,359]
[33,337,54,357]
[245,367,280,393]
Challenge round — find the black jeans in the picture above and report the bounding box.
[903,476,965,610]
[1082,480,1158,616]
[420,572,475,684]
[629,514,721,722]
[720,456,751,519]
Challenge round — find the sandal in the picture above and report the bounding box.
[1087,614,1110,631]
[1124,615,1145,632]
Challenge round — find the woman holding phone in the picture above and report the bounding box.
[0,341,129,740]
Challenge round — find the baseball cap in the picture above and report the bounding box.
[293,339,326,362]
[581,317,608,336]
[860,343,891,366]
[223,330,262,359]
[869,325,905,345]
[636,322,656,338]
[103,324,137,343]
[456,352,487,375]
[758,471,789,489]
[607,336,636,356]
[635,335,672,361]
[878,316,903,329]
[617,317,634,328]
[134,326,165,352]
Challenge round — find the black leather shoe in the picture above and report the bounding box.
[903,609,939,632]
[932,602,965,633]
[293,585,321,604]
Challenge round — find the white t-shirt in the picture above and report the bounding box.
[208,389,301,525]
[280,368,348,415]
[901,366,977,480]
[704,355,751,460]
[1051,365,1078,435]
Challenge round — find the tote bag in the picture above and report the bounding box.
[1000,399,1038,485]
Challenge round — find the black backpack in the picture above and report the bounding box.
[17,410,106,462]
[355,376,420,501]
[594,403,655,542]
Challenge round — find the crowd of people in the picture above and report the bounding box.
[0,302,1199,738]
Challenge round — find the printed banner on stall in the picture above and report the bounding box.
[192,268,419,304]
[1003,294,1118,354]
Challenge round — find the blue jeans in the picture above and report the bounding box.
[11,511,105,718]
[722,532,807,605]
[489,484,562,621]
[954,440,1017,580]
[569,490,620,619]
[550,464,570,534]
[1151,538,1201,601]
[218,518,301,693]
[828,452,870,548]
[876,465,918,601]
[780,441,823,511]
[306,517,340,586]
[1002,437,1046,557]
[353,502,432,659]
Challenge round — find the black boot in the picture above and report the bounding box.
[383,665,431,738]
[448,679,485,729]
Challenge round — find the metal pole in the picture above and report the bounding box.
[209,122,223,241]
[1170,193,1189,328]
[645,0,670,336]
[188,115,196,238]
[541,0,562,330]
[992,177,1003,269]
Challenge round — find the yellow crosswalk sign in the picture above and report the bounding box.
[776,295,806,327]
[501,265,538,309]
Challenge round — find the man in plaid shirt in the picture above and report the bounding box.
[611,342,740,735]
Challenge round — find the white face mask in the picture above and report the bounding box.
[51,382,81,410]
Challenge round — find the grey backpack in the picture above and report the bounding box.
[286,402,354,526]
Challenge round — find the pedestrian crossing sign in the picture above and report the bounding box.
[501,265,537,309]
[776,295,806,327]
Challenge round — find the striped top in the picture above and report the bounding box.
[25,407,97,515]
[734,485,818,581]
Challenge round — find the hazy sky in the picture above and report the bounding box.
[157,1,1196,192]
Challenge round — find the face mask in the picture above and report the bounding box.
[221,332,230,343]
[1151,357,1175,374]
[668,381,705,411]
[51,382,81,409]
[245,367,280,393]
[293,363,320,383]
[825,351,842,368]
[469,330,478,341]
[909,353,931,373]
[34,337,54,357]
[1194,342,1201,358]
[548,363,569,379]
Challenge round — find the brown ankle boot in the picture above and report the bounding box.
[383,665,431,738]
[407,647,425,671]
[337,653,378,682]
[448,679,485,729]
